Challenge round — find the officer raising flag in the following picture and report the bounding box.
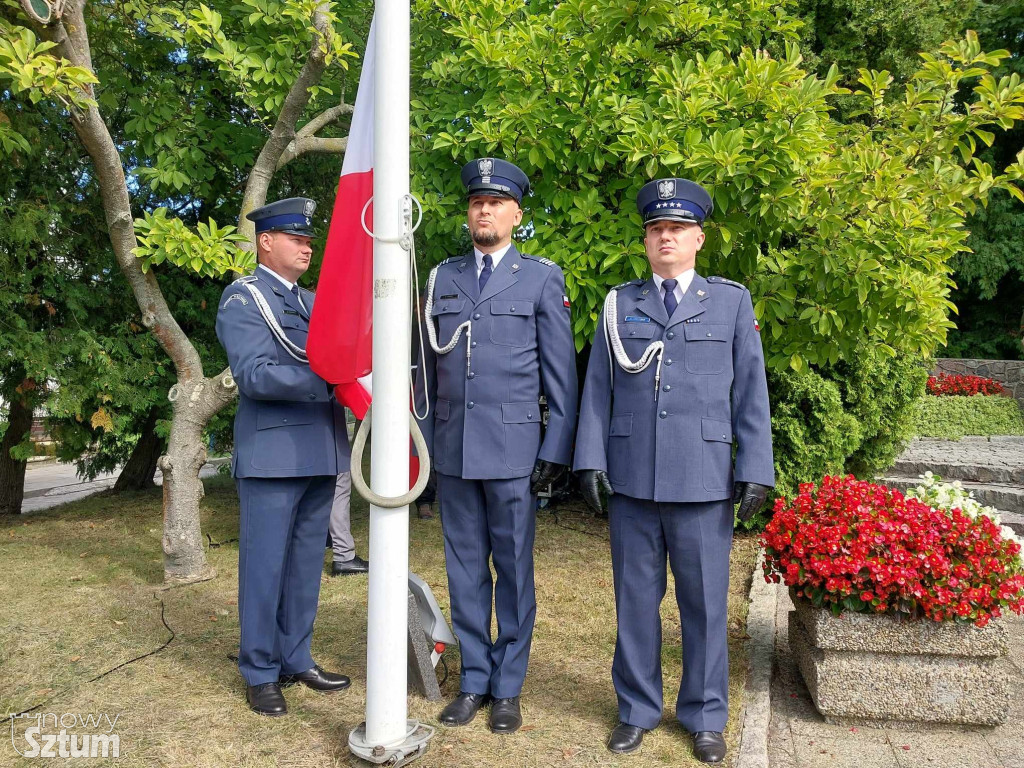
[216,197,353,717]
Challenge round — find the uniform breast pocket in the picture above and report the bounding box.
[279,313,308,346]
[684,323,730,374]
[431,299,467,341]
[617,322,657,354]
[489,300,535,347]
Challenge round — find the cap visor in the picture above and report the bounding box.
[643,213,702,226]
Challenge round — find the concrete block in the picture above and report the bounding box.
[791,593,1008,656]
[788,603,1012,727]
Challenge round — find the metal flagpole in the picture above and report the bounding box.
[348,0,434,764]
[366,0,411,743]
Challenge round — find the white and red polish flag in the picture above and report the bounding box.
[307,18,376,419]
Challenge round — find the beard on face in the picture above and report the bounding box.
[471,227,502,247]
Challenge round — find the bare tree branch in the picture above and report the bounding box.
[297,100,353,139]
[237,0,334,246]
[276,135,349,170]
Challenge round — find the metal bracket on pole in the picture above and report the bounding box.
[348,721,435,768]
[360,194,423,251]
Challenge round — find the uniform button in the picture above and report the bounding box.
[510,306,516,312]
[527,413,533,420]
[663,385,671,392]
[722,434,728,440]
[659,411,668,419]
[665,359,673,365]
[471,341,477,348]
[283,419,288,423]
[468,372,475,379]
[630,330,636,336]
[706,332,713,337]
[666,331,675,340]
[308,393,316,400]
[442,305,448,311]
[467,401,475,409]
[473,313,481,320]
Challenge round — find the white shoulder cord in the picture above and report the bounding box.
[243,282,309,363]
[603,288,664,396]
[422,263,474,373]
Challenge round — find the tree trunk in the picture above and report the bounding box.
[113,406,164,492]
[159,374,236,584]
[38,0,339,584]
[0,396,33,516]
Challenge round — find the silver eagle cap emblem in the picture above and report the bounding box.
[657,179,676,200]
[303,199,316,217]
[478,158,494,178]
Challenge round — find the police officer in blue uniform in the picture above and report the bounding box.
[574,179,774,762]
[216,197,352,716]
[417,159,578,734]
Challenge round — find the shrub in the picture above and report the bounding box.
[927,373,1005,396]
[761,475,1024,627]
[761,350,927,526]
[912,395,1024,439]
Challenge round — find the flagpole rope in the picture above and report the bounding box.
[347,191,432,508]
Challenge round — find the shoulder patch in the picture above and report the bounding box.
[221,292,249,309]
[232,275,258,285]
[521,253,558,268]
[707,276,745,289]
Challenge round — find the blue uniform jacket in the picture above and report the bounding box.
[418,246,578,479]
[215,270,350,479]
[573,273,774,502]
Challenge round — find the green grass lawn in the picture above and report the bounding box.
[911,394,1024,439]
[0,477,758,767]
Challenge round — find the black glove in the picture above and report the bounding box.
[734,481,771,523]
[529,460,567,494]
[579,469,614,515]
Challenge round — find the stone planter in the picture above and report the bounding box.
[788,590,1011,727]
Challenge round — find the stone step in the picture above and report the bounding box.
[880,476,1024,533]
[890,458,1024,485]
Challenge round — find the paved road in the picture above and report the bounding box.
[22,459,227,513]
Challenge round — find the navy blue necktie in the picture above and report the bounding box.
[479,253,493,293]
[662,278,678,317]
[290,285,308,317]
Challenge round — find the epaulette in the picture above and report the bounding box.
[439,256,462,265]
[707,276,745,289]
[232,274,258,285]
[521,253,558,268]
[612,279,644,290]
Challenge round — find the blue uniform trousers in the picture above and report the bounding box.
[437,472,536,699]
[609,494,733,732]
[236,475,334,685]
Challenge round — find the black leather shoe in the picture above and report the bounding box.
[692,731,726,763]
[439,692,490,726]
[331,555,369,576]
[607,722,646,754]
[489,697,522,733]
[279,664,351,692]
[246,682,287,716]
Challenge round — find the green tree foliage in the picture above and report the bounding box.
[797,0,974,85]
[410,0,1024,499]
[413,2,1024,372]
[946,0,1024,359]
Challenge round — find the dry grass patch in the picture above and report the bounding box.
[1,476,758,767]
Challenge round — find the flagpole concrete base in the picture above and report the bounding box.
[348,720,434,767]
